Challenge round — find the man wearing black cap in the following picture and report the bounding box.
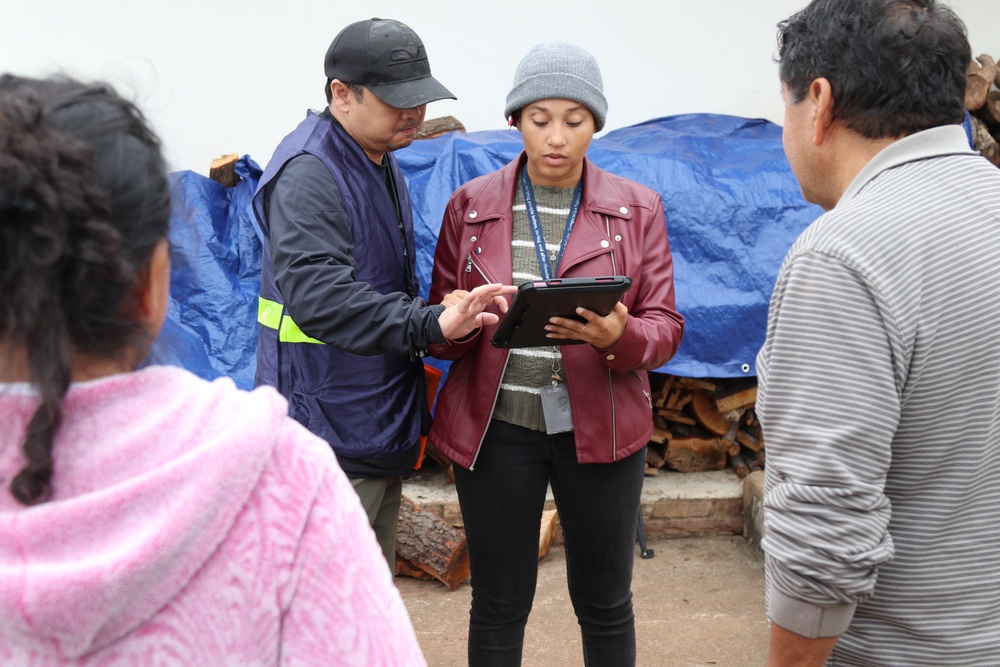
[253,18,510,569]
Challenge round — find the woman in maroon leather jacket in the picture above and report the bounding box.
[428,42,684,667]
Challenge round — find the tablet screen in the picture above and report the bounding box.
[490,276,632,348]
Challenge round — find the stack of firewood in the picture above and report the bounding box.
[646,374,764,479]
[967,53,1000,167]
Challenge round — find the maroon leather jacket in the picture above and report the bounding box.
[428,154,684,469]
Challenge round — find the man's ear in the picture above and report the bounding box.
[810,77,835,145]
[330,79,352,114]
[138,239,171,340]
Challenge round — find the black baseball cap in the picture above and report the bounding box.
[324,18,456,109]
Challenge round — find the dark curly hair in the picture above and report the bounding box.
[777,0,970,138]
[0,75,171,505]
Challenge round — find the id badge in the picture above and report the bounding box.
[540,383,574,434]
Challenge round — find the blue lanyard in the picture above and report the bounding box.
[520,167,583,282]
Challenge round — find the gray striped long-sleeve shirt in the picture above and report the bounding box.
[756,125,1000,666]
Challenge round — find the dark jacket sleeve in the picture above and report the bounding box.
[267,154,445,356]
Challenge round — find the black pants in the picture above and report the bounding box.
[454,419,646,667]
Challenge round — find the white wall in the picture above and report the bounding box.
[3,1,996,174]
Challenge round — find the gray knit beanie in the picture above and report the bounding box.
[504,42,608,132]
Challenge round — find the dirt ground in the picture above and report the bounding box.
[397,534,768,667]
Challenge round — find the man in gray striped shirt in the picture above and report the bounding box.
[757,1,1000,665]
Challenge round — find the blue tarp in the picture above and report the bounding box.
[152,113,824,388]
[398,114,823,378]
[146,156,263,389]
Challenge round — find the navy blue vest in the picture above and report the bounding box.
[253,112,425,464]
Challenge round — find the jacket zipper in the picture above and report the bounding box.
[466,253,493,283]
[470,352,511,471]
[604,215,618,275]
[608,368,617,460]
[605,214,619,461]
[464,252,507,471]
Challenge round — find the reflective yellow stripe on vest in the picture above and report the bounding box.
[257,297,325,344]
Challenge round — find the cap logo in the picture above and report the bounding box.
[388,45,426,64]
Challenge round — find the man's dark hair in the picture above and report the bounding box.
[777,0,970,138]
[324,79,365,105]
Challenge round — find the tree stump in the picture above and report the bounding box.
[395,496,470,591]
[208,153,240,188]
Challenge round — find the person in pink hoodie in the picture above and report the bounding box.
[0,75,427,666]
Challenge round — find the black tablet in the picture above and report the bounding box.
[490,276,632,348]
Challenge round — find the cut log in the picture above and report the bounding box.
[665,387,683,410]
[713,378,758,413]
[735,410,764,452]
[674,377,718,392]
[416,115,466,139]
[208,153,240,188]
[965,54,997,111]
[646,441,668,468]
[653,374,675,407]
[665,437,728,473]
[691,389,730,436]
[649,426,672,445]
[538,509,558,560]
[735,429,764,452]
[720,420,741,457]
[395,496,470,590]
[666,420,710,439]
[652,412,671,433]
[731,452,751,479]
[658,408,697,426]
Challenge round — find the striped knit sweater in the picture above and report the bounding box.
[756,125,1000,666]
[492,176,576,432]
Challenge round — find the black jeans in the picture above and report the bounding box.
[454,419,646,667]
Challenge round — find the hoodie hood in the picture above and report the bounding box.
[0,366,285,659]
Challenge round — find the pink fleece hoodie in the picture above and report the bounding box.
[0,365,427,666]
